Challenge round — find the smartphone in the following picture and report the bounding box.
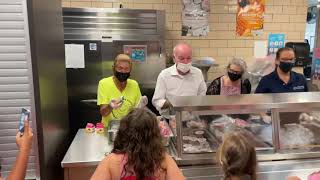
[19,108,30,136]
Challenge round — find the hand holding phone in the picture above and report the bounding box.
[16,120,33,153]
[109,96,124,110]
[19,108,30,136]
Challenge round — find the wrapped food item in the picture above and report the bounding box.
[233,118,249,127]
[183,136,212,153]
[186,119,207,129]
[280,123,315,150]
[169,115,177,135]
[183,136,190,144]
[95,123,105,134]
[209,116,235,142]
[210,119,270,147]
[158,120,174,146]
[85,123,95,133]
[159,121,171,136]
[299,112,320,128]
[182,129,219,153]
[189,137,200,146]
[209,115,232,130]
[183,142,211,153]
[194,130,205,138]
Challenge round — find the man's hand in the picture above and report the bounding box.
[16,120,33,153]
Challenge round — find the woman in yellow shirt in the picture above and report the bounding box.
[97,54,141,127]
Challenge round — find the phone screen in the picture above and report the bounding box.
[19,108,30,135]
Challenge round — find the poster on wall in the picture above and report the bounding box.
[123,45,147,63]
[236,0,265,37]
[268,34,285,55]
[181,0,210,37]
[312,48,320,80]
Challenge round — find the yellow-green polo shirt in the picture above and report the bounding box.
[97,77,141,127]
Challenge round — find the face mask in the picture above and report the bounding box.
[228,72,242,81]
[279,61,294,73]
[115,71,130,82]
[176,63,192,73]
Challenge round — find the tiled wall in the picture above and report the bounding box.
[62,0,308,80]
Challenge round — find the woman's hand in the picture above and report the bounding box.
[7,120,33,180]
[16,120,33,152]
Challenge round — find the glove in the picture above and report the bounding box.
[136,96,148,108]
[262,115,272,124]
[109,98,123,110]
[161,99,173,110]
[141,96,148,106]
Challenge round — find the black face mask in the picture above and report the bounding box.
[115,71,130,82]
[279,61,294,73]
[228,72,242,81]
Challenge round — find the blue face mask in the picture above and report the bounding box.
[279,61,294,73]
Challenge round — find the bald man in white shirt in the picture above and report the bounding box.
[152,43,207,113]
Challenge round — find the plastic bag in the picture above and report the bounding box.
[246,55,275,91]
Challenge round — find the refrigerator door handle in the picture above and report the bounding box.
[102,36,113,42]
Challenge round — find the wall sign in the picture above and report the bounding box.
[89,43,97,51]
[313,48,320,80]
[181,0,210,37]
[236,0,265,37]
[268,34,285,55]
[123,45,147,62]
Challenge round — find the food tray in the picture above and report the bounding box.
[182,128,219,153]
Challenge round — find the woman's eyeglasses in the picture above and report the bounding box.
[228,69,242,75]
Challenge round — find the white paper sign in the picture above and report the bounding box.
[65,44,85,68]
[254,41,268,58]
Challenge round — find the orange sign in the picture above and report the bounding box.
[236,0,265,37]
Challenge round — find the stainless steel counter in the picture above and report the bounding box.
[171,92,320,112]
[62,129,320,180]
[62,129,112,168]
[182,159,320,180]
[61,129,113,180]
[61,129,177,180]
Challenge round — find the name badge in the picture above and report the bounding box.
[293,86,304,90]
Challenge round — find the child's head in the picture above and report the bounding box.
[217,131,257,180]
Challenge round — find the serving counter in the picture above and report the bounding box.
[171,92,320,165]
[62,92,320,180]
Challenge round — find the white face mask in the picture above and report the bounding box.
[176,63,192,73]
